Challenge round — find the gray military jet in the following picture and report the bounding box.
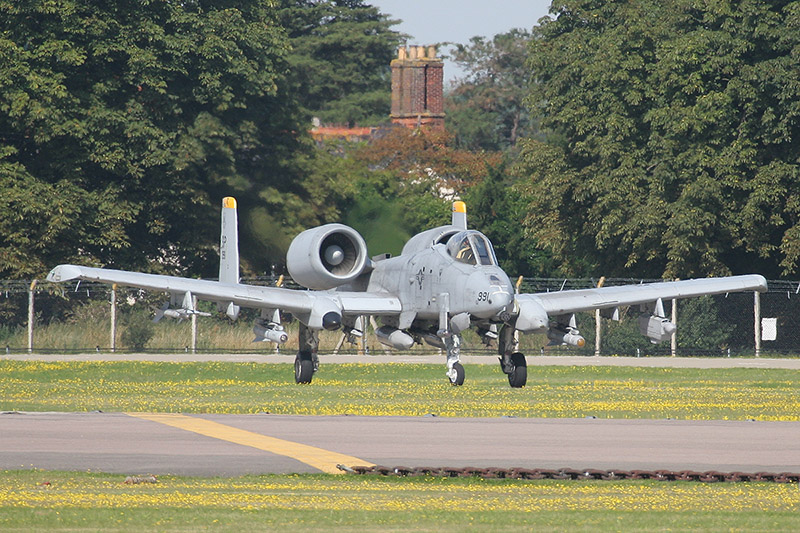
[47,197,767,387]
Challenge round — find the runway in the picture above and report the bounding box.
[1,411,798,476]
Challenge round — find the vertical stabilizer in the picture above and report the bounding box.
[452,201,467,229]
[219,197,240,284]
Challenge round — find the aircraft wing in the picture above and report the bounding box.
[518,274,768,316]
[46,264,402,328]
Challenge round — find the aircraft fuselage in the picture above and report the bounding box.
[366,244,514,322]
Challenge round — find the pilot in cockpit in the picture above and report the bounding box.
[456,235,476,264]
[447,231,497,266]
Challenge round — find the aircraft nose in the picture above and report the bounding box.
[486,271,513,309]
[466,270,514,319]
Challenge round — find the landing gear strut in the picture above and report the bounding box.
[295,324,319,384]
[498,325,527,388]
[445,334,465,386]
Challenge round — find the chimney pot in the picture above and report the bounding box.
[390,43,445,130]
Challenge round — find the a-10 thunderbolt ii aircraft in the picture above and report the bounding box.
[47,197,767,387]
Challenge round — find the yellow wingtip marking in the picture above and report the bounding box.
[223,197,237,209]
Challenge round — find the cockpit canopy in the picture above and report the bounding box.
[445,230,499,266]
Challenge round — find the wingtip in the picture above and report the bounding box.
[46,265,83,283]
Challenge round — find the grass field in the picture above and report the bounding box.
[1,470,798,532]
[1,360,798,420]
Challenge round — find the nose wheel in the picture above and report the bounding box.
[447,362,465,386]
[443,333,465,386]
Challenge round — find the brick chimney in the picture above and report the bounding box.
[391,45,445,129]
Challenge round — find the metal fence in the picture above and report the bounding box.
[1,276,797,357]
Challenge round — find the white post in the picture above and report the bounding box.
[594,277,605,357]
[671,297,677,357]
[514,276,523,347]
[754,291,761,358]
[110,284,117,353]
[359,315,367,356]
[191,295,198,354]
[594,309,601,356]
[27,280,36,354]
[275,275,283,354]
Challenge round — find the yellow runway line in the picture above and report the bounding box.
[128,413,374,474]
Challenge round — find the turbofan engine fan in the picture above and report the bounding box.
[286,224,369,289]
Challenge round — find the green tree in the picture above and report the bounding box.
[300,128,508,259]
[446,29,534,151]
[276,0,401,126]
[0,0,305,278]
[518,0,800,279]
[676,296,733,351]
[354,127,503,231]
[462,161,557,277]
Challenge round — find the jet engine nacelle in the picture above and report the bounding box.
[638,314,676,344]
[286,224,369,290]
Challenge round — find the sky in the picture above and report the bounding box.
[369,0,553,84]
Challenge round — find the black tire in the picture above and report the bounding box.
[507,352,527,388]
[449,362,465,386]
[295,352,314,384]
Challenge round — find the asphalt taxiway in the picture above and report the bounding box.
[1,411,798,476]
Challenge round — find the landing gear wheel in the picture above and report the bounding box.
[294,351,314,384]
[448,362,465,386]
[507,352,527,388]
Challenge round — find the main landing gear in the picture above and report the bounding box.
[290,320,526,388]
[498,325,527,388]
[295,324,319,384]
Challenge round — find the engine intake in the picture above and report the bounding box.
[287,224,369,289]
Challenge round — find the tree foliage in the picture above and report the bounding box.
[446,29,534,151]
[0,0,305,278]
[276,0,401,126]
[355,127,502,229]
[299,128,508,259]
[462,162,557,277]
[518,0,800,278]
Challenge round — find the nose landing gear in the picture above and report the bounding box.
[444,334,465,386]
